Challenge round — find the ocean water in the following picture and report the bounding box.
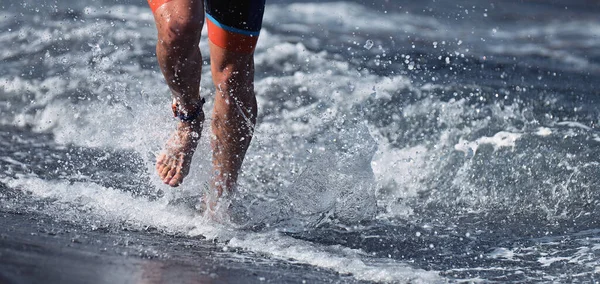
[1,0,600,282]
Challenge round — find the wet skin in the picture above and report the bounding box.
[150,0,256,197]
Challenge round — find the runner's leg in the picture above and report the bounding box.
[149,0,205,186]
[205,0,265,197]
[209,44,257,197]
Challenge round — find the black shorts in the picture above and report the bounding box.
[205,0,265,53]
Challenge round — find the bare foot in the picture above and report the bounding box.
[156,117,203,187]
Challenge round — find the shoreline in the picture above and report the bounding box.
[0,211,365,284]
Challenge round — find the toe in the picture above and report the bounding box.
[159,164,171,180]
[169,173,182,187]
[164,163,178,184]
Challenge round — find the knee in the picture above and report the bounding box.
[157,15,204,50]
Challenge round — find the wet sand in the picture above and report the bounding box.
[0,212,363,284]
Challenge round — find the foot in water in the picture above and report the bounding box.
[156,117,203,187]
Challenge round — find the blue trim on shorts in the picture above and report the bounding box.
[205,13,261,37]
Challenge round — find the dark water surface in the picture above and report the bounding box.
[1,0,600,282]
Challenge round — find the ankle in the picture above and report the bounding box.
[172,97,206,122]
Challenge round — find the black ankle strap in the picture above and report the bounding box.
[172,98,205,122]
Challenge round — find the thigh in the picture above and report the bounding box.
[205,0,266,54]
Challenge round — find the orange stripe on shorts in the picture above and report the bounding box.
[206,17,259,54]
[147,0,173,13]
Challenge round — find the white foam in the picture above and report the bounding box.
[229,233,443,283]
[538,256,571,267]
[488,247,515,260]
[556,121,592,131]
[489,20,600,70]
[454,131,522,156]
[488,44,591,69]
[2,176,225,237]
[264,2,444,37]
[535,127,552,136]
[4,175,441,283]
[371,142,428,218]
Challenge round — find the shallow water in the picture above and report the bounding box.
[2,0,600,282]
